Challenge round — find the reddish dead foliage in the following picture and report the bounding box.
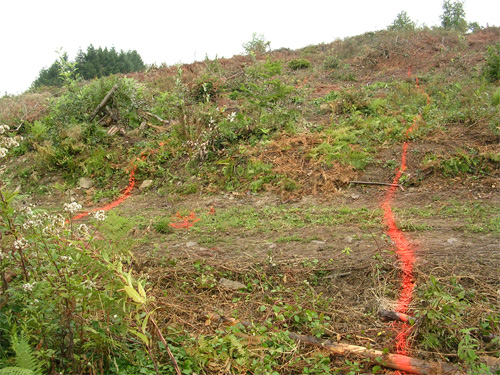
[255,134,356,200]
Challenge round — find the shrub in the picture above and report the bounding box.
[242,33,270,56]
[492,87,500,106]
[483,43,500,83]
[323,56,341,70]
[0,190,172,373]
[191,77,220,103]
[288,59,311,71]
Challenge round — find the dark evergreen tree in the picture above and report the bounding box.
[75,45,145,80]
[31,54,68,88]
[32,45,146,88]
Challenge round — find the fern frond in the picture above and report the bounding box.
[9,334,41,375]
[0,367,34,375]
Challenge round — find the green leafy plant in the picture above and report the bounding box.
[323,56,341,70]
[483,43,500,83]
[288,59,311,70]
[0,187,181,374]
[0,332,42,375]
[242,33,271,56]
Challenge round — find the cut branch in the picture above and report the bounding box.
[90,84,118,121]
[144,111,170,125]
[350,180,403,190]
[290,333,462,375]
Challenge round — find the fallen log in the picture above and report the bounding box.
[144,111,170,125]
[289,333,462,375]
[349,180,404,190]
[378,310,499,346]
[90,84,118,121]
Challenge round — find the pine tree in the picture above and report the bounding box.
[32,45,146,88]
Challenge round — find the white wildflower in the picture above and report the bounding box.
[23,220,34,230]
[78,224,89,235]
[0,251,8,260]
[13,238,28,250]
[227,111,237,122]
[23,282,36,292]
[0,148,7,158]
[19,205,34,216]
[0,124,9,134]
[42,225,61,236]
[4,138,19,148]
[92,210,107,221]
[60,255,72,262]
[64,202,82,214]
[51,214,66,228]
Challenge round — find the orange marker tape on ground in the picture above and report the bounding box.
[71,141,169,222]
[381,66,430,360]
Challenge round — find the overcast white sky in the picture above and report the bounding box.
[1,0,499,95]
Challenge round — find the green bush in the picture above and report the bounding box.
[288,59,311,70]
[242,33,270,56]
[0,191,167,373]
[323,56,341,70]
[483,43,500,83]
[492,87,500,106]
[191,77,220,103]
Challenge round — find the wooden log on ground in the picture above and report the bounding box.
[90,84,118,121]
[144,111,170,125]
[349,180,403,190]
[289,333,462,375]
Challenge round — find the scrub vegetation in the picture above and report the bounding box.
[1,2,500,374]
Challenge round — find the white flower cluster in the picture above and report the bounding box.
[0,250,8,260]
[13,238,28,250]
[60,255,73,262]
[52,214,66,228]
[22,211,68,237]
[186,116,219,161]
[92,210,107,221]
[78,224,89,236]
[0,124,23,160]
[23,282,36,292]
[227,111,237,123]
[64,202,82,214]
[18,203,35,216]
[23,211,50,230]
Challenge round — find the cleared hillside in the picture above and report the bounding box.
[1,27,500,374]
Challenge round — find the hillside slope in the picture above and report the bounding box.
[1,27,500,374]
